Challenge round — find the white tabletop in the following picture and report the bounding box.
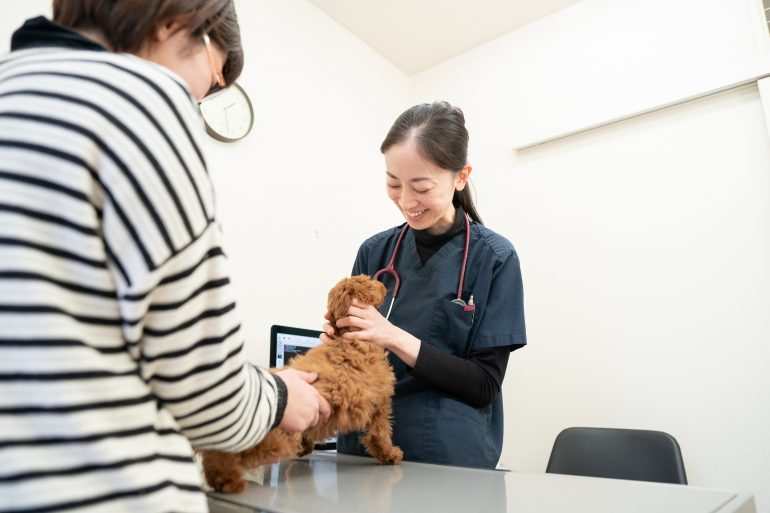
[207,452,756,513]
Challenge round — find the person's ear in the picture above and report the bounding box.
[455,164,472,191]
[154,15,190,43]
[154,21,175,44]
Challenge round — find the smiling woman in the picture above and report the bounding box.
[331,101,527,469]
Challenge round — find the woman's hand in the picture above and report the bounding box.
[334,299,422,367]
[274,369,331,433]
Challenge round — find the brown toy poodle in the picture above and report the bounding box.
[201,274,403,493]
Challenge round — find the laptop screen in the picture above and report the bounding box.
[269,325,335,449]
[270,325,323,368]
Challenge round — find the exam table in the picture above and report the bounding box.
[206,451,756,513]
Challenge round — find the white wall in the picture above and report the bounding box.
[411,0,770,510]
[0,1,52,45]
[505,0,770,148]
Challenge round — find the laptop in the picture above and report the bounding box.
[269,325,336,450]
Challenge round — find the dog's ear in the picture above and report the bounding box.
[327,277,352,333]
[349,274,386,308]
[327,275,387,335]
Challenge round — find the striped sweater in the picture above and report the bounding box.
[0,21,282,513]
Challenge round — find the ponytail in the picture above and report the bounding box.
[453,188,482,225]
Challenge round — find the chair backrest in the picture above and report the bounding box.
[545,427,687,484]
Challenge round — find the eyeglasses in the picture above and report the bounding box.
[202,33,225,92]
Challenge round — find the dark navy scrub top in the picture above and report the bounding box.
[337,221,526,468]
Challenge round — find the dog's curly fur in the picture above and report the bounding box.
[201,275,402,493]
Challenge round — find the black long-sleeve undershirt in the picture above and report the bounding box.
[412,343,512,408]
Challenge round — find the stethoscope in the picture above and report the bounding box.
[374,213,474,320]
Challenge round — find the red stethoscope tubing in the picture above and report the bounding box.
[374,213,471,318]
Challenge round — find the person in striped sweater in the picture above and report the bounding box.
[0,1,330,511]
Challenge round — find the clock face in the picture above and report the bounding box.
[199,83,254,142]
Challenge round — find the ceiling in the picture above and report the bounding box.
[307,0,582,75]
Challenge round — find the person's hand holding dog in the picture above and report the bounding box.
[321,300,421,367]
[275,368,331,432]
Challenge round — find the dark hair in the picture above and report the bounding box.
[53,0,243,86]
[380,101,482,224]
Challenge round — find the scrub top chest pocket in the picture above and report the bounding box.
[428,296,475,356]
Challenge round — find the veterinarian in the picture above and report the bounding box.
[325,101,526,468]
[0,2,329,511]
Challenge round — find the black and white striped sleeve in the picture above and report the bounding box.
[92,55,282,452]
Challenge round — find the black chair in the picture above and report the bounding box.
[545,427,687,484]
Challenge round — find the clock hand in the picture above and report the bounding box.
[223,103,237,133]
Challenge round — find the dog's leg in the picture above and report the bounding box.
[204,431,302,493]
[298,434,316,457]
[360,401,403,465]
[202,451,248,494]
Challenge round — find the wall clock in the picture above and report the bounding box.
[199,82,254,142]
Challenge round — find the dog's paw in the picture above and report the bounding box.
[379,446,403,465]
[210,475,247,494]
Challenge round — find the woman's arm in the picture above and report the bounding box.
[328,303,514,408]
[412,344,511,408]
